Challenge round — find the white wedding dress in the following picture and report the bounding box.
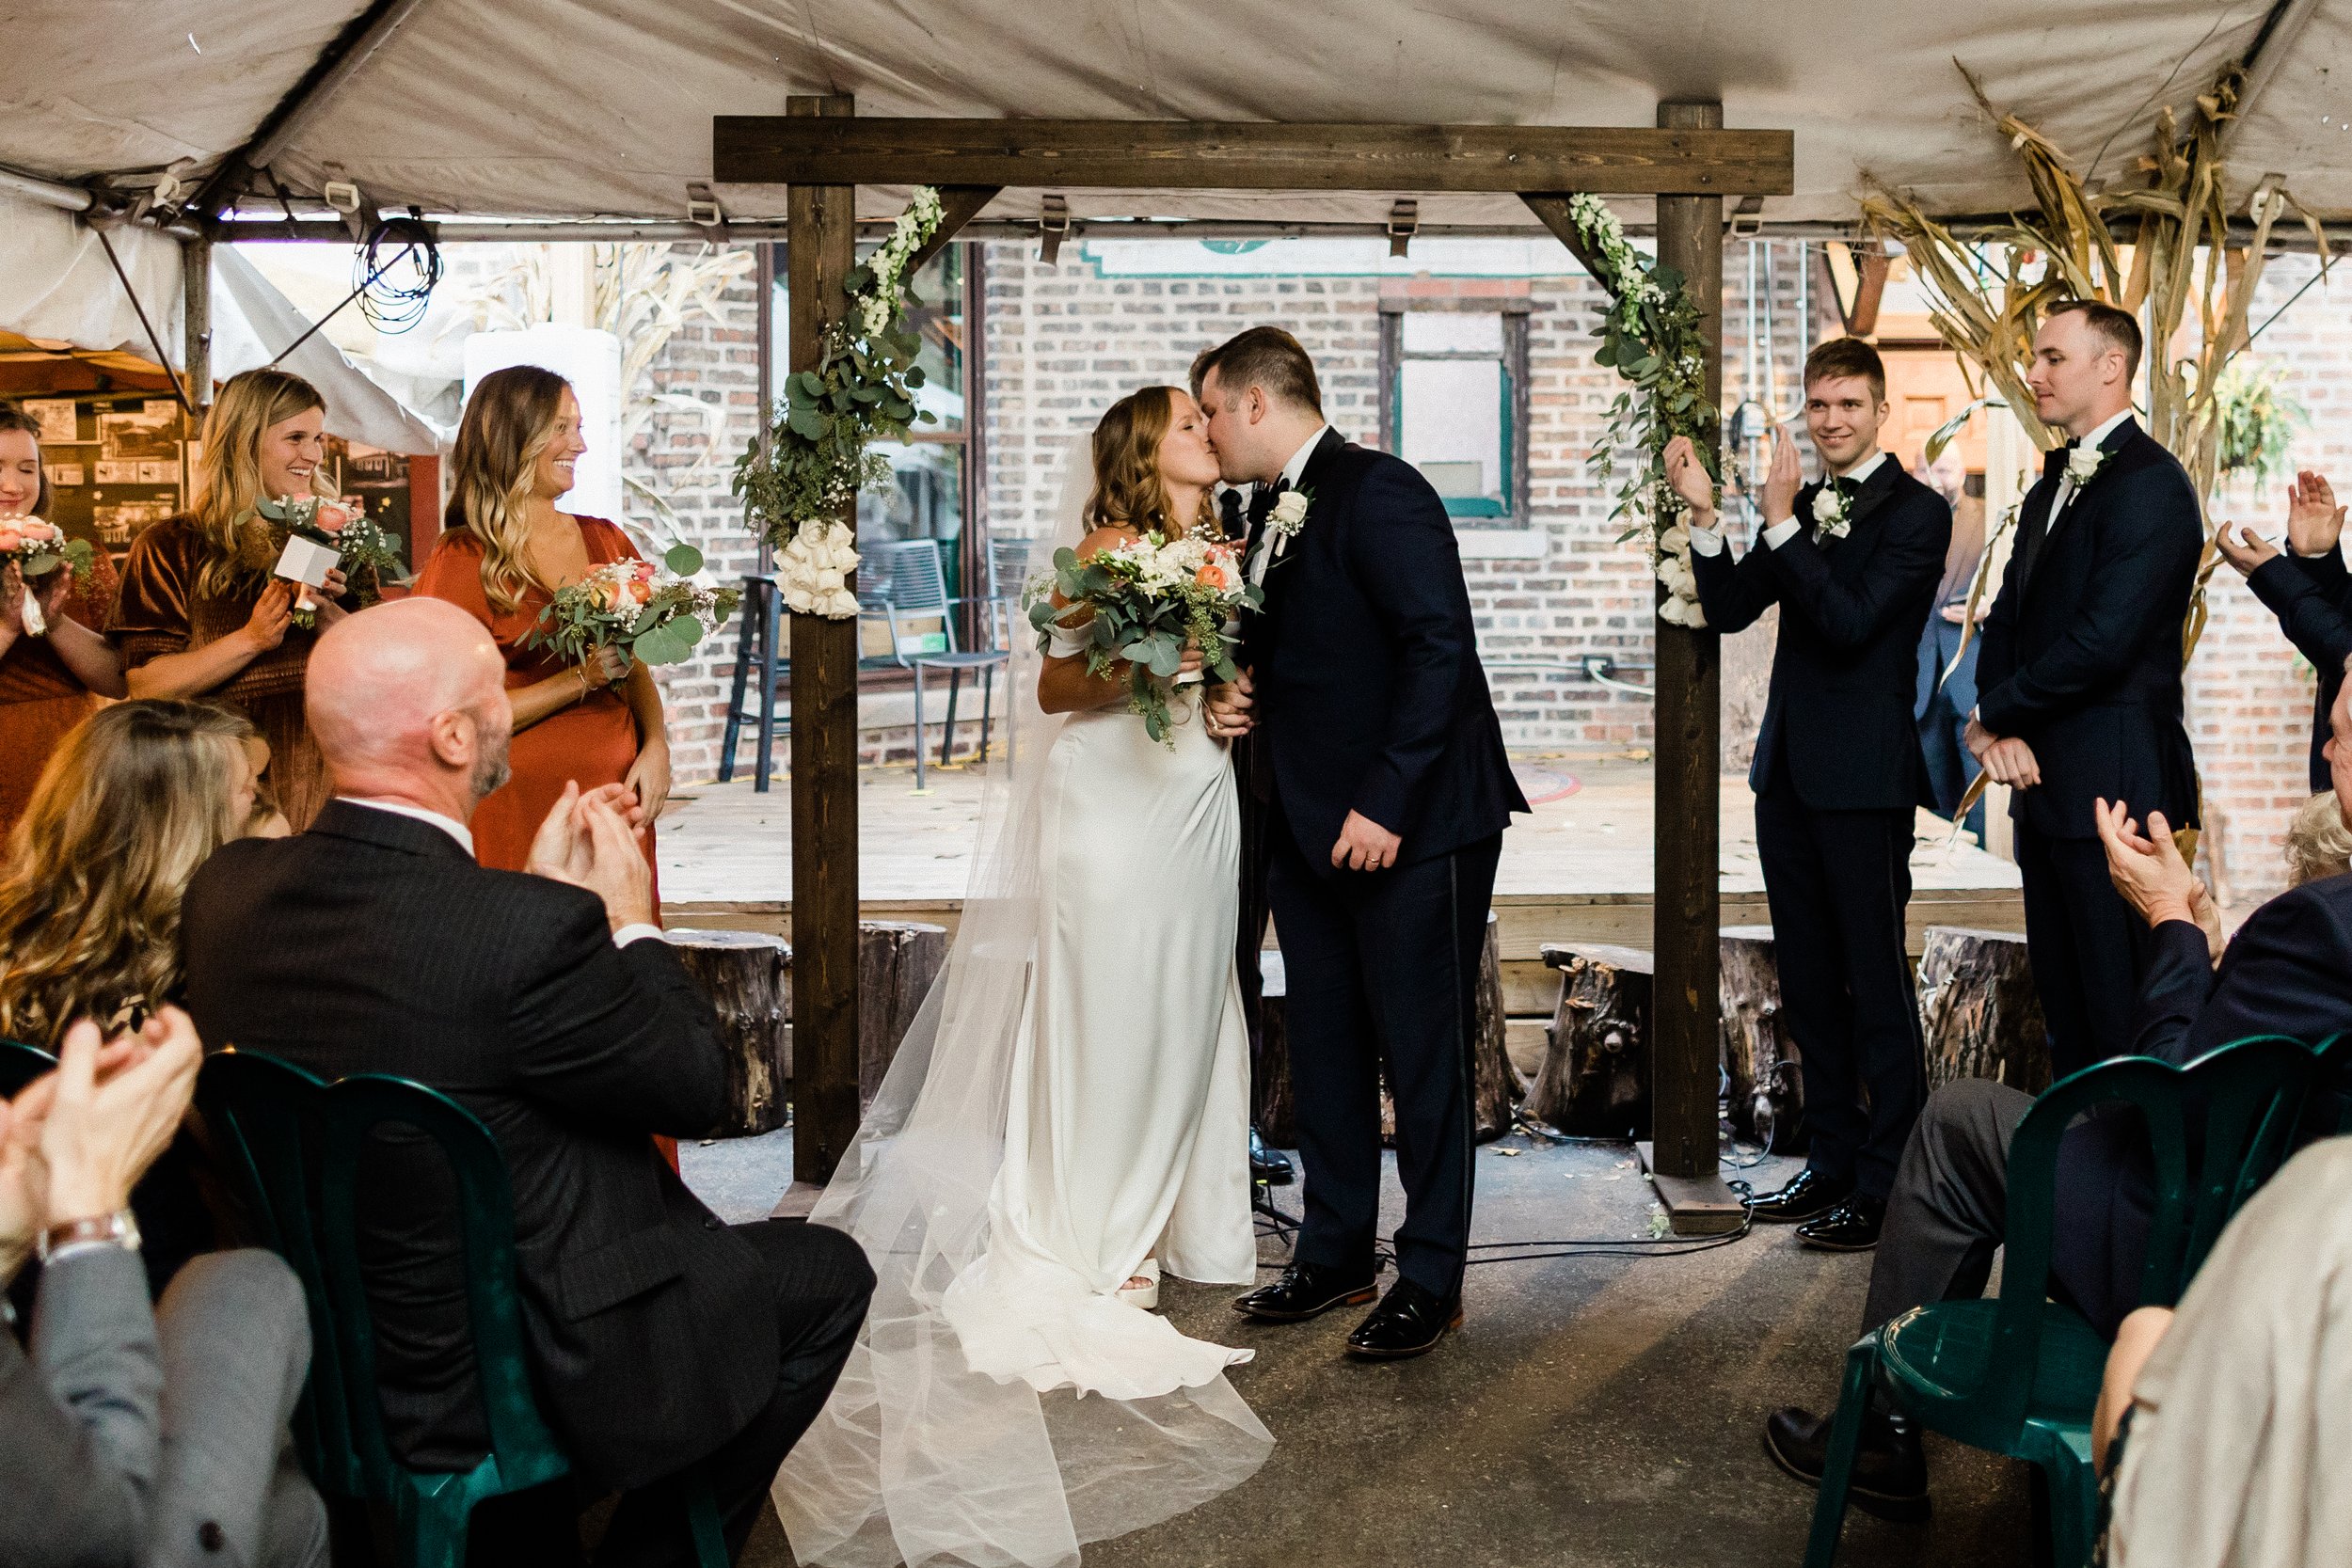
[772,571,1271,1567]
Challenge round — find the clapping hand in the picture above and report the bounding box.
[1760,430,1802,527]
[2285,469,2344,558]
[2094,800,2204,932]
[1661,436,1716,525]
[526,781,655,931]
[2214,522,2281,578]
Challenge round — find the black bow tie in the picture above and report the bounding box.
[2042,441,2079,481]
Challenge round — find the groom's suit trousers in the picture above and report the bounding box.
[1267,818,1502,1299]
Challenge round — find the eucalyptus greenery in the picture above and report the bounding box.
[734,187,946,549]
[524,544,742,668]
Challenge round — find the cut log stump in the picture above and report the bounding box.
[1719,925,1804,1152]
[1530,942,1652,1137]
[857,921,949,1110]
[1918,926,2049,1097]
[661,929,792,1136]
[1254,951,1295,1148]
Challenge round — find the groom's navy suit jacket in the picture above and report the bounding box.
[1975,419,2201,841]
[1242,429,1526,873]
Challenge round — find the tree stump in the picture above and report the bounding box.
[1255,952,1295,1148]
[857,921,949,1110]
[1918,927,2050,1096]
[1719,925,1804,1152]
[1528,943,1652,1136]
[660,929,792,1136]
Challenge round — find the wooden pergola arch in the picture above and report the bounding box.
[717,99,1794,1231]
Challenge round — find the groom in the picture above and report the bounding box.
[1199,326,1526,1360]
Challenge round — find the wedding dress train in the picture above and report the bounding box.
[772,683,1271,1568]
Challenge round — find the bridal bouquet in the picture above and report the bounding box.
[252,495,405,628]
[0,518,96,636]
[524,544,741,668]
[1027,529,1260,743]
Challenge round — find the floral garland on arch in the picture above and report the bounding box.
[733,186,947,618]
[1563,194,1717,629]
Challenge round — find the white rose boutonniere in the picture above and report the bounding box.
[2066,444,2107,485]
[1810,481,1853,542]
[1266,487,1311,560]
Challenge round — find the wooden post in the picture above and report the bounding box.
[787,93,863,1188]
[1639,99,1741,1233]
[181,235,213,417]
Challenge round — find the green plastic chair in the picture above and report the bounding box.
[0,1037,56,1097]
[1803,1036,2322,1568]
[199,1049,728,1568]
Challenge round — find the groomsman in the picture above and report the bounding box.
[1966,301,2202,1077]
[1667,337,1950,1251]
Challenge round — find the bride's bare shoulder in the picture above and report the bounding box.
[1075,524,1141,561]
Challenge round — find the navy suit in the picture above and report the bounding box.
[1244,429,1526,1297]
[1976,420,2201,1075]
[1690,459,1950,1198]
[2245,546,2352,791]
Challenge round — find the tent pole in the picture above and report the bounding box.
[786,94,864,1192]
[1641,99,1742,1234]
[182,235,213,417]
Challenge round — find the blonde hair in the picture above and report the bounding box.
[0,701,255,1045]
[446,365,571,612]
[1085,386,1212,536]
[2286,791,2352,887]
[191,369,327,597]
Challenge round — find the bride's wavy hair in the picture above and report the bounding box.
[1085,386,1212,536]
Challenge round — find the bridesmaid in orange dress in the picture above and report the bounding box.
[0,405,127,834]
[412,365,671,895]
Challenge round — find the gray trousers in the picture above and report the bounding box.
[150,1250,329,1568]
[1860,1079,2033,1333]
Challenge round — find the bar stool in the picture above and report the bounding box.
[719,574,789,792]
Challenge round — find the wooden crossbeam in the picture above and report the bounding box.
[904,184,1002,277]
[714,119,1792,198]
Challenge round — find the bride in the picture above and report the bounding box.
[773,386,1272,1568]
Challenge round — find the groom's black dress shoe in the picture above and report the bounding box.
[1232,1261,1379,1322]
[1249,1127,1295,1187]
[1743,1166,1852,1224]
[1795,1195,1885,1252]
[1763,1404,1931,1523]
[1343,1278,1462,1360]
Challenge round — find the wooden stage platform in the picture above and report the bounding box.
[659,757,2025,1017]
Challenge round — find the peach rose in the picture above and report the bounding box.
[0,531,22,553]
[17,520,56,542]
[312,503,354,535]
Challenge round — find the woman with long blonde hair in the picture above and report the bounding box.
[110,369,352,828]
[413,365,671,884]
[0,697,265,1291]
[0,404,126,833]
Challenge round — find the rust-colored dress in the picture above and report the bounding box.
[110,517,337,830]
[412,518,660,897]
[0,553,121,835]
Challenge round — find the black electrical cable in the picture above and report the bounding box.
[266,209,442,368]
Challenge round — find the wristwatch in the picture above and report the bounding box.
[36,1209,141,1263]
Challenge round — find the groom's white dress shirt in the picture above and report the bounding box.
[2047,406,2134,530]
[1688,448,1887,556]
[340,796,661,948]
[1247,423,1331,587]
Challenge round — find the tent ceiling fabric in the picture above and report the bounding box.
[8,0,2352,225]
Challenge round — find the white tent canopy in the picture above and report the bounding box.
[3,0,2349,230]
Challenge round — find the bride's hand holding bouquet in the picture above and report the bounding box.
[1028,528,1258,744]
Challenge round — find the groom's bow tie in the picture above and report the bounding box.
[2042,442,2078,481]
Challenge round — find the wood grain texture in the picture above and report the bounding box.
[787,93,864,1185]
[1531,942,1653,1136]
[856,921,947,1109]
[1918,926,2050,1097]
[714,119,1794,197]
[1717,925,1801,1152]
[662,929,791,1135]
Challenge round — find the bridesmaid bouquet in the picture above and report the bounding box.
[253,495,405,628]
[524,544,741,668]
[0,518,95,636]
[1027,528,1260,743]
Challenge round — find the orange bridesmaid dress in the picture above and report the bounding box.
[411,517,661,899]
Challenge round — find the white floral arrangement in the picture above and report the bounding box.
[2066,444,2107,485]
[1654,522,1704,627]
[1264,486,1311,562]
[779,522,861,619]
[1811,482,1854,542]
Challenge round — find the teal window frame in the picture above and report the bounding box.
[1377,300,1532,526]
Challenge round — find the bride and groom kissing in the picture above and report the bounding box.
[773,326,1526,1566]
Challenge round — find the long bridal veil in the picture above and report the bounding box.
[771,444,1272,1568]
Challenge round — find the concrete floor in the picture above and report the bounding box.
[680,1132,2037,1568]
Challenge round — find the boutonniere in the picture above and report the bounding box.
[1810,480,1852,542]
[2065,444,2108,485]
[1266,486,1311,562]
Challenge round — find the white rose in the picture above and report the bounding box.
[1656,556,1693,596]
[2067,446,2103,483]
[1270,491,1311,527]
[1660,524,1691,554]
[1660,594,1695,627]
[1812,489,1843,524]
[784,584,816,613]
[816,568,845,594]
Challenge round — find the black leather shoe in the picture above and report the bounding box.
[1249,1127,1295,1187]
[1233,1260,1379,1322]
[1763,1404,1931,1523]
[1796,1195,1885,1252]
[1343,1278,1462,1360]
[1744,1167,1853,1224]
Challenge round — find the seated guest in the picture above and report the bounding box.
[0,404,126,835]
[2217,468,2351,790]
[0,699,270,1294]
[1759,673,2352,1522]
[2283,785,2352,889]
[179,597,874,1565]
[1,1009,326,1568]
[2095,1137,2352,1567]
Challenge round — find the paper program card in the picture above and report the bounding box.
[274,533,341,589]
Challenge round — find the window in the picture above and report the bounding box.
[1379,302,1530,530]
